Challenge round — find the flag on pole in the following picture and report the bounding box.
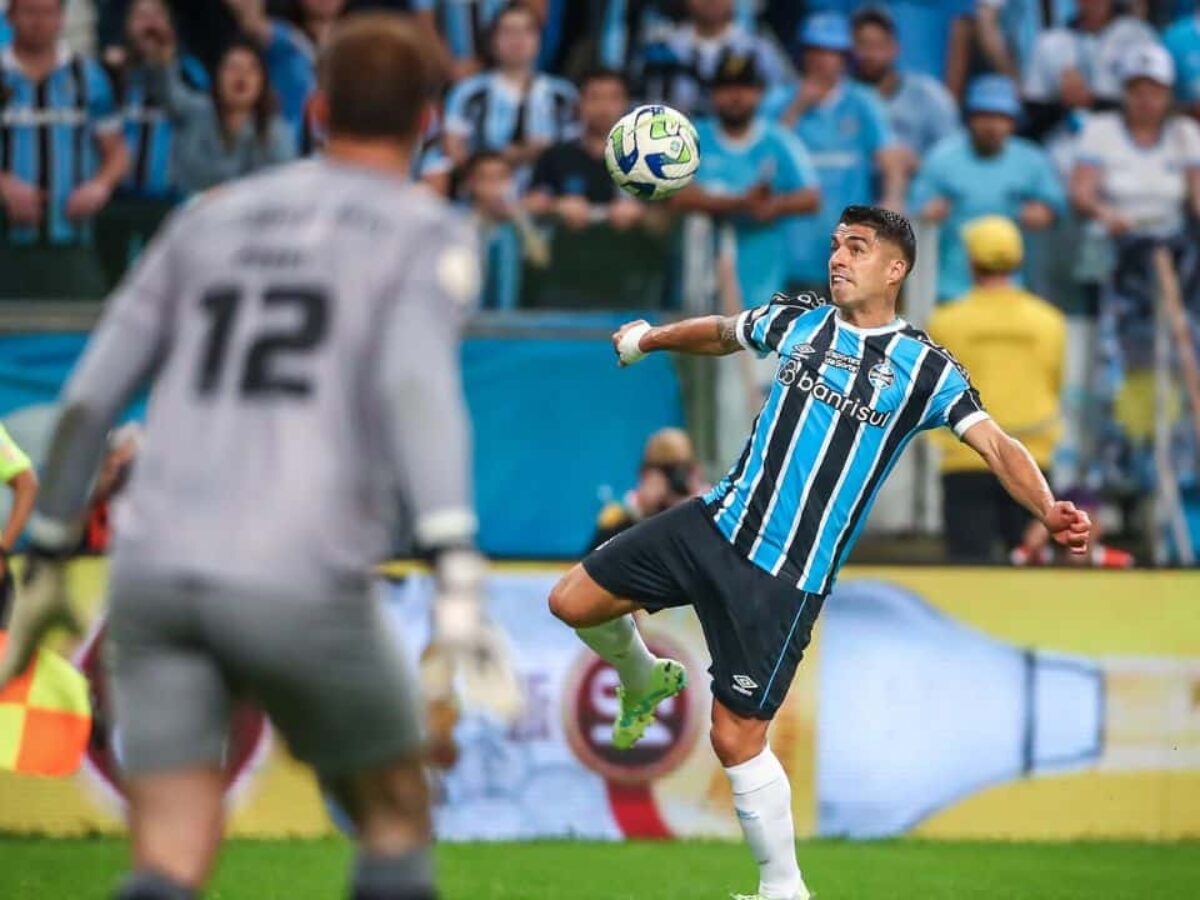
[0,631,92,776]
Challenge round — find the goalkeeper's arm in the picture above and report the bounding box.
[612,315,743,365]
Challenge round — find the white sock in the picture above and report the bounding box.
[725,746,806,900]
[575,615,656,695]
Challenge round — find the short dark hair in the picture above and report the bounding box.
[839,205,916,272]
[320,13,443,141]
[577,67,630,96]
[851,6,896,36]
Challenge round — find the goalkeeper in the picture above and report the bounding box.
[0,13,517,900]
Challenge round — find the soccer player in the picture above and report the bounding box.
[0,13,517,900]
[549,205,1092,900]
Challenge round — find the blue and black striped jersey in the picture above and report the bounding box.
[703,297,989,595]
[117,56,208,199]
[443,70,579,158]
[0,46,120,245]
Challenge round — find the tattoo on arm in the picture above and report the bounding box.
[718,315,741,352]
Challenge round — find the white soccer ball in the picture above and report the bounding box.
[604,104,700,201]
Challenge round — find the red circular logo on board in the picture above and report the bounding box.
[75,618,270,802]
[563,634,701,784]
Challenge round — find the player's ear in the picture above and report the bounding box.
[886,255,907,286]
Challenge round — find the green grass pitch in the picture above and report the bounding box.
[2,837,1198,899]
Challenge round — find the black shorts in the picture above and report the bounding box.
[582,498,824,720]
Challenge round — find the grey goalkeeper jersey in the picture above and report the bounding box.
[36,158,481,589]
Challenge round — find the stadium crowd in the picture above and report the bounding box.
[1,0,1197,561]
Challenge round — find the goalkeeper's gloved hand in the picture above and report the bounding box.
[419,548,523,765]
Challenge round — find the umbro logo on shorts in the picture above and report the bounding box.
[731,674,759,696]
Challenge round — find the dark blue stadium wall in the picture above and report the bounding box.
[0,332,685,558]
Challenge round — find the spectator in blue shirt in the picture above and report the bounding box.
[222,0,345,140]
[851,6,959,166]
[1165,6,1200,114]
[0,0,129,298]
[109,0,209,200]
[673,47,820,307]
[464,150,524,310]
[413,0,518,83]
[443,2,578,183]
[598,0,757,71]
[769,12,906,291]
[632,0,794,118]
[809,0,974,92]
[911,74,1066,301]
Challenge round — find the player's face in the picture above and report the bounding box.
[580,79,629,137]
[967,113,1014,156]
[10,0,64,53]
[218,48,266,113]
[1124,78,1171,129]
[687,0,734,28]
[492,10,540,70]
[852,24,896,84]
[827,223,905,308]
[712,84,762,129]
[803,47,845,84]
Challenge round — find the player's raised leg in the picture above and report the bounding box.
[549,563,686,749]
[712,700,809,900]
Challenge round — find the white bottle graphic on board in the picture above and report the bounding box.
[817,580,1200,837]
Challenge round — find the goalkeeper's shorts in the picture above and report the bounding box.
[105,567,421,778]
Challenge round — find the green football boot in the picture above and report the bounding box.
[612,658,687,750]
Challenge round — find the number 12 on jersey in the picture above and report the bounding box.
[196,286,329,398]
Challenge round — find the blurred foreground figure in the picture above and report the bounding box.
[0,13,520,900]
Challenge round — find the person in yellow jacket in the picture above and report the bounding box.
[0,423,38,619]
[928,215,1066,562]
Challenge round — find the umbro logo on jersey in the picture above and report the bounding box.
[791,344,817,359]
[731,674,759,696]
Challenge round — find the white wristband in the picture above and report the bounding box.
[617,323,651,365]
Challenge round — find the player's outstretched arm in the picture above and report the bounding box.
[963,418,1091,555]
[612,315,742,365]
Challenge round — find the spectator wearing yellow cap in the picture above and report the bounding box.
[588,428,707,552]
[927,215,1067,563]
